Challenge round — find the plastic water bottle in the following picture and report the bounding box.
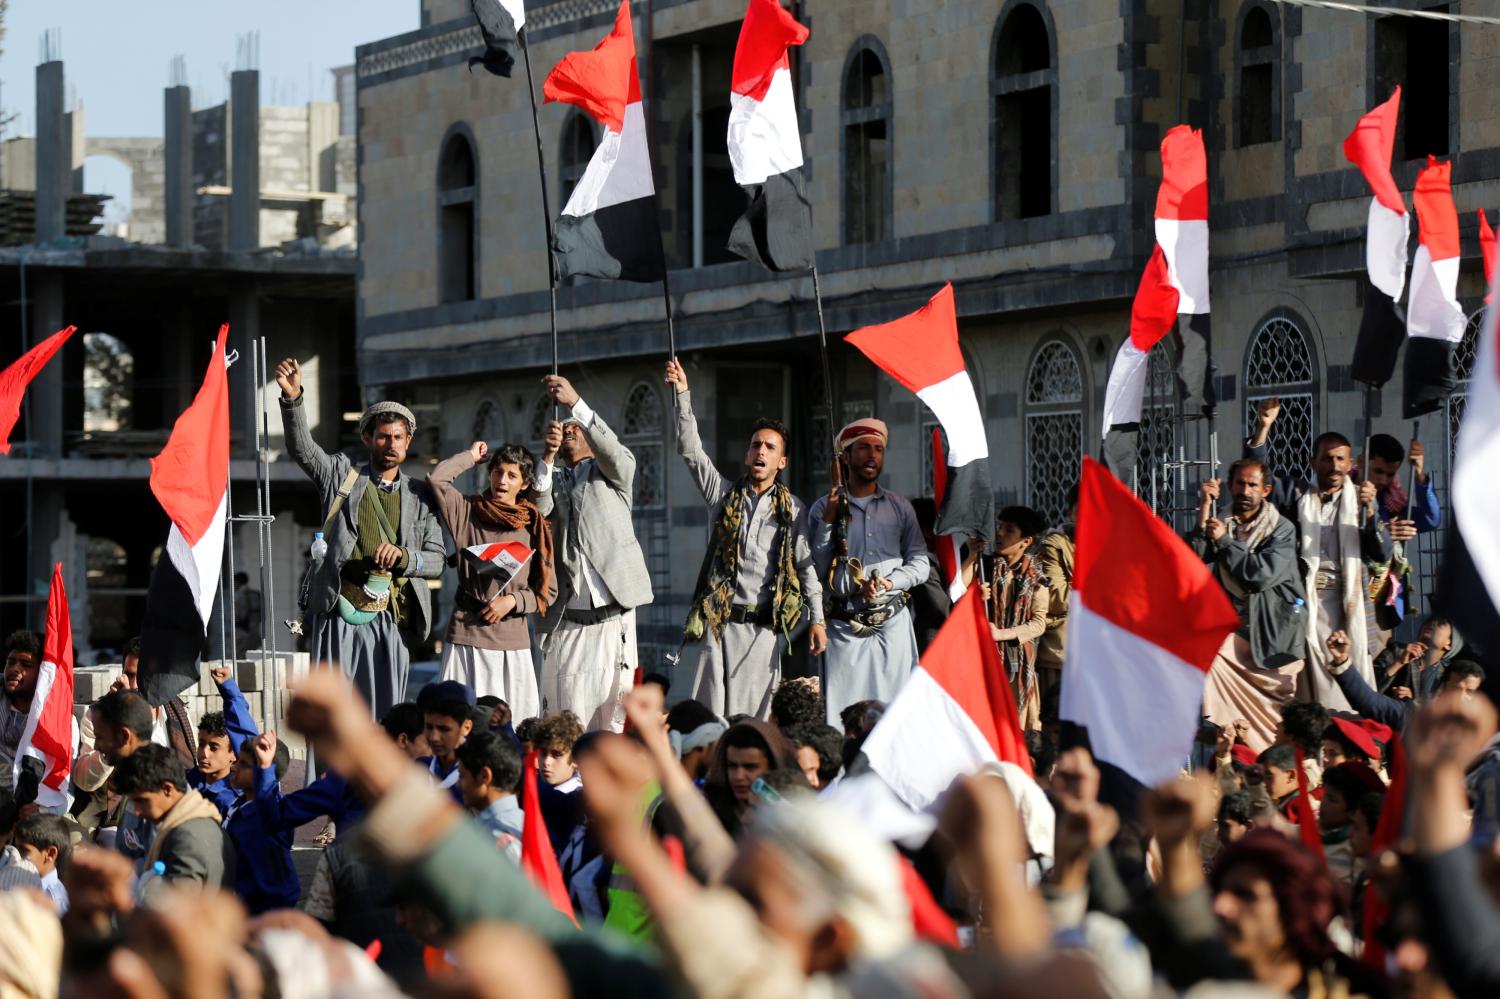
[136,860,166,903]
[309,531,328,560]
[1291,596,1305,622]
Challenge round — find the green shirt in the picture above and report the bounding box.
[342,477,411,625]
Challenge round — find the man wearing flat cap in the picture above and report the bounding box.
[276,358,445,720]
[808,419,930,724]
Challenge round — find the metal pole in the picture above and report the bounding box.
[691,43,703,269]
[519,33,561,381]
[1361,384,1376,485]
[19,249,32,626]
[661,269,677,359]
[811,265,838,461]
[222,339,238,667]
[1404,418,1420,521]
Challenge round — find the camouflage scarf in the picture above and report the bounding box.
[684,480,804,642]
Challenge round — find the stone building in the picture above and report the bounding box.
[355,0,1494,670]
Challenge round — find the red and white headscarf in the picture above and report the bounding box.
[836,418,889,452]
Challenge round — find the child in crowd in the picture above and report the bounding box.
[187,666,260,814]
[224,730,298,914]
[416,680,476,801]
[12,813,71,913]
[532,711,584,790]
[112,743,228,903]
[455,729,524,863]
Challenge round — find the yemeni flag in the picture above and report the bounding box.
[139,324,230,707]
[725,0,812,271]
[861,584,1032,810]
[1102,126,1211,479]
[521,750,579,927]
[544,0,664,282]
[467,0,524,78]
[1436,261,1500,660]
[462,540,535,589]
[1059,457,1239,788]
[1347,89,1411,388]
[930,429,965,602]
[0,325,76,456]
[13,563,78,810]
[1404,156,1466,418]
[845,284,993,546]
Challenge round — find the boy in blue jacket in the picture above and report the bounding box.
[188,665,261,814]
[225,730,300,913]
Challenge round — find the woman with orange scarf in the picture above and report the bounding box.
[429,440,556,718]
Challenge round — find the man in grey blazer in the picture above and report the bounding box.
[276,358,446,720]
[536,374,652,731]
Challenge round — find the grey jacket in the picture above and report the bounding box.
[279,394,447,640]
[1192,514,1306,668]
[542,398,652,630]
[142,817,232,905]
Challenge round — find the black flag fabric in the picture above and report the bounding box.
[468,0,524,78]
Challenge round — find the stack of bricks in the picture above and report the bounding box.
[71,653,313,759]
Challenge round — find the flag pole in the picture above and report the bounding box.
[519,32,563,397]
[1361,384,1376,486]
[661,269,677,359]
[811,264,839,468]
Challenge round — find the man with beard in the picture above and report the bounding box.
[665,359,826,718]
[1195,459,1307,751]
[536,374,653,732]
[808,420,930,725]
[277,358,446,720]
[0,631,40,797]
[1246,398,1406,710]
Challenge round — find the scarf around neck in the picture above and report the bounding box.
[685,480,803,642]
[1298,479,1371,685]
[1217,499,1281,601]
[468,490,555,617]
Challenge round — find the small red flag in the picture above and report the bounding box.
[0,325,76,456]
[1361,737,1406,968]
[521,750,579,928]
[1291,747,1326,862]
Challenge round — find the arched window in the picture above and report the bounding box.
[1025,340,1084,527]
[992,2,1056,220]
[559,112,597,208]
[438,128,478,304]
[1448,308,1484,465]
[1243,313,1318,480]
[82,332,133,433]
[622,383,665,511]
[841,40,892,245]
[1235,3,1280,147]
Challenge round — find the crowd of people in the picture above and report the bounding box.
[0,364,1496,998]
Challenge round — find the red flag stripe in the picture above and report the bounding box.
[521,750,579,927]
[730,0,808,101]
[1413,157,1461,261]
[1291,746,1326,862]
[845,284,965,393]
[1154,125,1209,221]
[0,325,77,456]
[1481,210,1496,304]
[1343,88,1406,217]
[1128,244,1181,350]
[542,0,640,132]
[922,587,1032,774]
[150,325,230,547]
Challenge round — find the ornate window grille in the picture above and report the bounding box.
[1447,308,1484,467]
[530,395,552,450]
[471,398,503,443]
[622,382,666,511]
[1025,340,1084,527]
[1136,342,1178,514]
[1243,315,1317,482]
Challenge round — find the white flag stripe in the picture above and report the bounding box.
[561,102,655,218]
[1407,248,1467,342]
[915,370,989,466]
[13,660,76,810]
[1153,218,1209,314]
[861,668,999,811]
[1366,199,1410,300]
[501,0,525,30]
[1100,339,1151,434]
[1058,596,1206,788]
[1454,286,1500,602]
[728,67,803,185]
[165,491,227,627]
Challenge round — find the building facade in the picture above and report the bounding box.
[356,0,1496,669]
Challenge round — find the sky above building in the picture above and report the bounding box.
[0,1,419,215]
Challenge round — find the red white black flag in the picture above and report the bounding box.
[1346,88,1410,388]
[0,325,76,456]
[544,0,664,282]
[139,325,230,706]
[725,0,813,271]
[14,563,77,810]
[846,284,993,546]
[1102,126,1210,478]
[462,541,535,591]
[1404,156,1465,418]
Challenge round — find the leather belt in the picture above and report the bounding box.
[565,603,625,625]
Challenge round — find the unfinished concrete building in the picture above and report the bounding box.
[0,54,359,664]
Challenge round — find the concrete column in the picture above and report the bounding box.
[34,61,67,243]
[307,101,339,193]
[229,281,261,450]
[26,271,68,627]
[66,104,85,194]
[164,85,194,247]
[229,70,260,251]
